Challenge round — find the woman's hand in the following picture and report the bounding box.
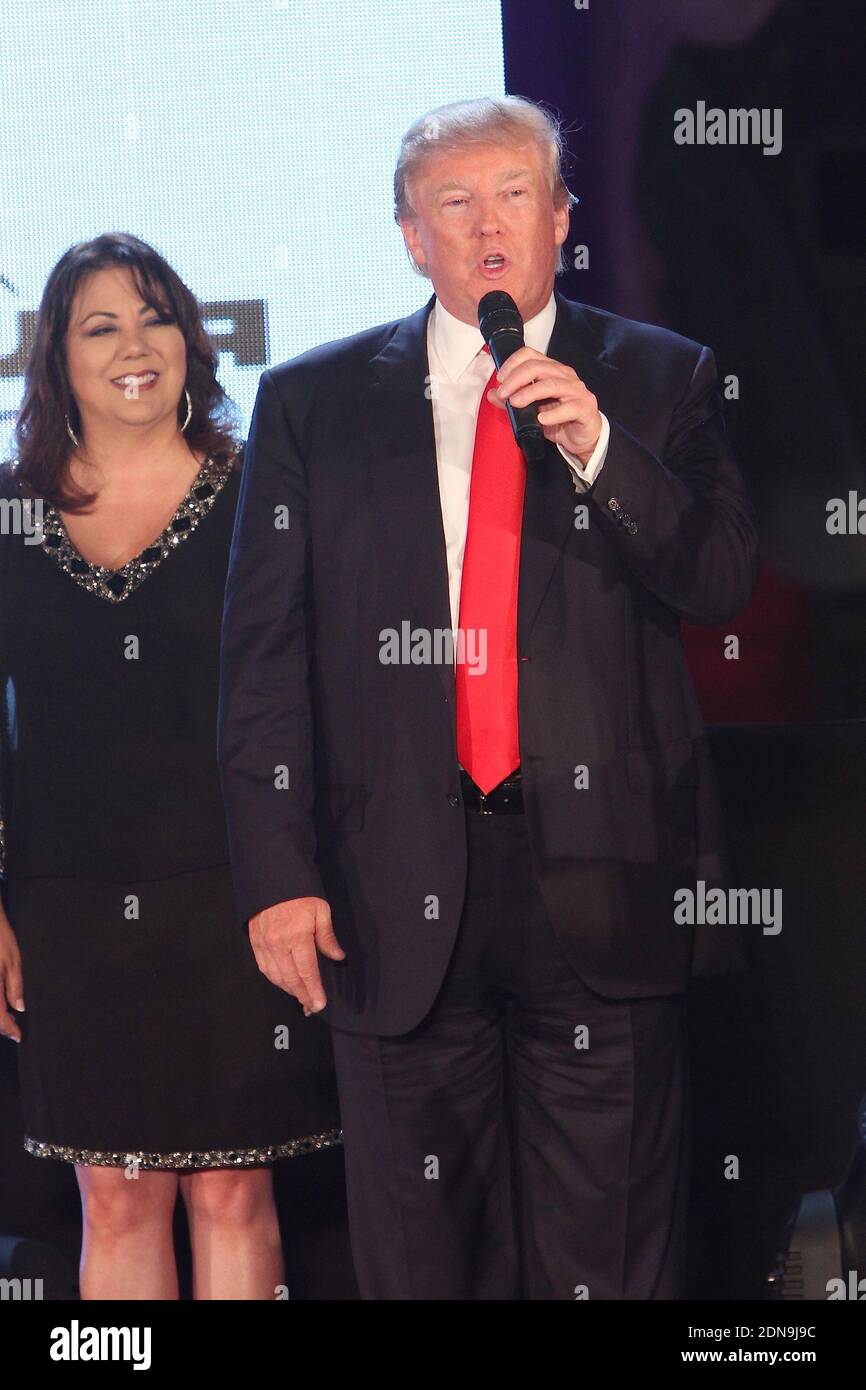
[0,905,24,1042]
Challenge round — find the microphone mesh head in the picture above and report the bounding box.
[478,291,523,344]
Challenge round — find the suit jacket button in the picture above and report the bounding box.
[447,793,460,807]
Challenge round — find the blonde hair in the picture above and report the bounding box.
[394,95,575,275]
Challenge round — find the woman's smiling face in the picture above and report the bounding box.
[65,265,187,440]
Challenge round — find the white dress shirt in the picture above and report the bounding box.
[427,292,610,633]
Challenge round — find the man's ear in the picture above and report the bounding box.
[553,199,570,248]
[399,219,426,271]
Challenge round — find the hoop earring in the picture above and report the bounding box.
[180,388,192,433]
[65,414,80,448]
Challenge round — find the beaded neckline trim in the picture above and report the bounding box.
[24,1127,343,1170]
[37,450,237,604]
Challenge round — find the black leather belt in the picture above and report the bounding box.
[459,767,523,815]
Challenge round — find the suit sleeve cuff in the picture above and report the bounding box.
[232,857,326,932]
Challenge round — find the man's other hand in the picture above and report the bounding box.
[248,896,346,1012]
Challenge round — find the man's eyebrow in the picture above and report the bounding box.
[430,168,534,198]
[431,181,470,197]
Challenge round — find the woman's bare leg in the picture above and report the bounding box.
[76,1164,180,1300]
[180,1166,283,1300]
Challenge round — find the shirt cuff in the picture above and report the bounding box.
[557,413,610,490]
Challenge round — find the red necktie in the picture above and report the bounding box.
[455,346,526,793]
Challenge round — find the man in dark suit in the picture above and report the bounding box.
[218,95,759,1300]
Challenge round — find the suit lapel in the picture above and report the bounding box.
[518,291,622,650]
[356,295,456,710]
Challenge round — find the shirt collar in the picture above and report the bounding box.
[430,290,558,382]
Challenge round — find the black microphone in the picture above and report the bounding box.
[477,291,546,462]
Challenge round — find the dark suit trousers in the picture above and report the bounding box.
[329,806,690,1300]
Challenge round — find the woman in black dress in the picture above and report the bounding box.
[0,233,342,1299]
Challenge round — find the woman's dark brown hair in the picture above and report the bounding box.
[13,231,242,510]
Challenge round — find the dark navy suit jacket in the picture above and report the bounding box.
[217,290,759,1035]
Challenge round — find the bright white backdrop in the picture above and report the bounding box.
[0,0,505,453]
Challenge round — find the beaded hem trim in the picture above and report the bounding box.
[24,1127,343,1170]
[37,450,237,603]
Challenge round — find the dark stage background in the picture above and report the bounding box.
[1,0,864,1299]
